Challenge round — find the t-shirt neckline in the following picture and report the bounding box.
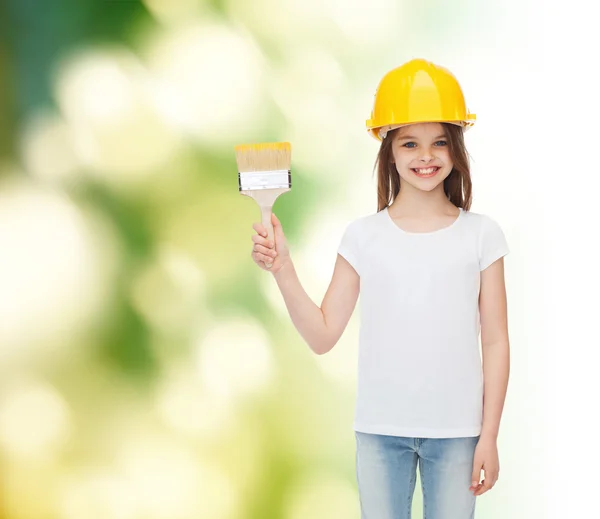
[384,206,463,236]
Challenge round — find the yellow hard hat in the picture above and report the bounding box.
[366,58,476,141]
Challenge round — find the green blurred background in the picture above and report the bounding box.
[0,1,539,518]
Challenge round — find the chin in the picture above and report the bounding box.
[401,175,445,191]
[415,183,441,192]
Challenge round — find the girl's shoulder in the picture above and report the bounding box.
[461,209,509,248]
[461,208,504,228]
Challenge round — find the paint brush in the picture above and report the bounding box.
[234,142,292,248]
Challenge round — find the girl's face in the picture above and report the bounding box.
[390,122,454,192]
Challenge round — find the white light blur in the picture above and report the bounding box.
[155,365,266,496]
[325,0,401,49]
[295,206,360,286]
[117,435,238,519]
[54,47,182,185]
[283,470,360,519]
[224,0,295,42]
[196,317,274,403]
[21,110,80,185]
[145,21,267,145]
[270,46,345,114]
[129,244,205,333]
[59,469,137,519]
[0,178,119,364]
[270,47,352,171]
[156,364,234,438]
[0,380,71,459]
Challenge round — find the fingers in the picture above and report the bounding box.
[252,222,268,238]
[473,478,493,496]
[251,233,275,249]
[470,467,482,495]
[473,472,498,496]
[251,224,277,270]
[251,250,275,268]
[253,215,283,246]
[253,242,278,259]
[471,469,481,490]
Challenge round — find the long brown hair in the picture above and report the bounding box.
[373,123,473,212]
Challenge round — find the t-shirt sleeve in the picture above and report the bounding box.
[337,221,360,275]
[478,215,510,271]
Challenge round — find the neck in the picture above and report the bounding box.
[390,183,455,216]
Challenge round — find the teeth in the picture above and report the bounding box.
[413,167,438,174]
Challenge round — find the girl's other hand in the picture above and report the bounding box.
[470,437,500,496]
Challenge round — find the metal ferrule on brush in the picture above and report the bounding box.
[238,169,292,191]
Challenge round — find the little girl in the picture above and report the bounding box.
[251,58,509,519]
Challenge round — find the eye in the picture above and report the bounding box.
[401,140,447,148]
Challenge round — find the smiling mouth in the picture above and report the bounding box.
[411,167,440,177]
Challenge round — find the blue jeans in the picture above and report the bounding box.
[355,431,480,519]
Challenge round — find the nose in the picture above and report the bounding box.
[419,149,435,162]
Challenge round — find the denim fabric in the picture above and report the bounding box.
[355,431,480,519]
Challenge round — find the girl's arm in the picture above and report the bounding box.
[273,255,360,355]
[479,257,510,440]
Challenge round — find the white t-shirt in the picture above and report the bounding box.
[337,206,509,438]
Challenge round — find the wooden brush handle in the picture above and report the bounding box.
[261,205,275,245]
[241,187,290,247]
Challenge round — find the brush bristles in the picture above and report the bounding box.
[234,142,291,172]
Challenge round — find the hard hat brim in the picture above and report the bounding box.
[369,117,476,142]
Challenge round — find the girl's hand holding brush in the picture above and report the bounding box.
[251,212,290,274]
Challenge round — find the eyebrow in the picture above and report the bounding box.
[396,134,447,141]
